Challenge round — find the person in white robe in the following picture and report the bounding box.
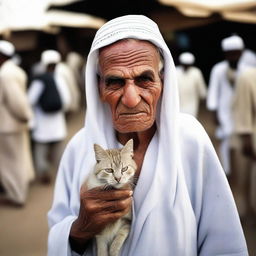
[207,35,256,175]
[66,51,85,93]
[56,58,81,113]
[66,51,86,110]
[48,16,248,256]
[176,52,207,117]
[28,50,71,184]
[233,67,256,220]
[0,40,34,205]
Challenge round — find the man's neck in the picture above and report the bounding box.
[116,123,157,151]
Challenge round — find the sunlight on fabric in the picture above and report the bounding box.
[158,0,256,22]
[159,0,256,10]
[0,0,105,34]
[46,10,106,29]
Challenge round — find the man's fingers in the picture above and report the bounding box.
[99,208,131,224]
[82,187,133,201]
[101,197,132,212]
[83,197,132,213]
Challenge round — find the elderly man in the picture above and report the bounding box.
[0,40,34,205]
[48,16,247,255]
[176,52,207,118]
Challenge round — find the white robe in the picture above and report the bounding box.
[47,15,248,256]
[28,72,71,143]
[56,62,81,113]
[176,66,206,117]
[0,60,35,203]
[207,50,256,174]
[207,50,256,139]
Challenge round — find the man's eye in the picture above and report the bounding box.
[105,78,125,87]
[135,76,153,84]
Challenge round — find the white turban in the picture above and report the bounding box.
[0,40,15,57]
[179,52,195,65]
[221,35,244,51]
[41,50,61,66]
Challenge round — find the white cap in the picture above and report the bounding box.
[221,35,244,51]
[0,40,15,57]
[41,50,61,66]
[179,52,195,65]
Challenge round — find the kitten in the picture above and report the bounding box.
[86,139,137,256]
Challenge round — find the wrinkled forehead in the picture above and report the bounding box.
[99,39,159,54]
[98,39,162,72]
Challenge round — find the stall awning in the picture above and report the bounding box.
[158,0,256,23]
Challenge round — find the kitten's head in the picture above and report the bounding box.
[93,139,137,189]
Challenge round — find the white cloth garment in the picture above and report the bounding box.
[48,15,248,256]
[56,62,81,113]
[207,50,256,173]
[207,50,256,139]
[0,40,15,56]
[176,66,206,117]
[221,35,244,52]
[28,72,71,143]
[179,52,195,65]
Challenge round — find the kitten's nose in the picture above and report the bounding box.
[115,177,121,183]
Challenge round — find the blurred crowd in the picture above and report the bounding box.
[0,34,256,225]
[0,40,86,206]
[176,34,256,224]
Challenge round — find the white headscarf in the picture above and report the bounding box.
[41,49,61,66]
[0,40,15,57]
[82,14,180,253]
[221,35,244,51]
[179,52,195,65]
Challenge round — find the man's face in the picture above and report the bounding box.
[224,50,242,69]
[98,40,163,133]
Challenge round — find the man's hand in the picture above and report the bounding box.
[69,184,133,253]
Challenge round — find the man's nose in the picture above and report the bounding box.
[121,81,141,108]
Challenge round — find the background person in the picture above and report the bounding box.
[233,67,256,222]
[28,50,71,184]
[56,53,81,114]
[207,35,256,176]
[176,52,207,118]
[0,40,34,205]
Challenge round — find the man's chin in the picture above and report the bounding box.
[114,120,154,133]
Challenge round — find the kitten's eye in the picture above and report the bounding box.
[121,166,128,172]
[105,168,114,173]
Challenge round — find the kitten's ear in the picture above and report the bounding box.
[94,144,108,163]
[121,139,134,157]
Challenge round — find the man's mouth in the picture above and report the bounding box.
[118,111,147,117]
